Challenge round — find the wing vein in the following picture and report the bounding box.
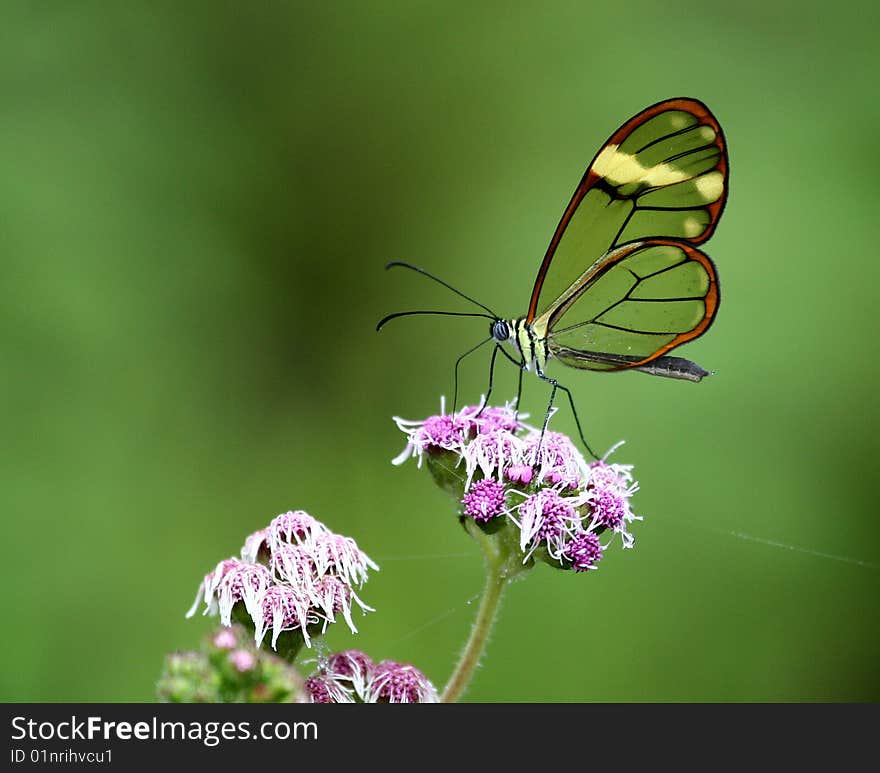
[634,123,707,154]
[662,142,718,165]
[635,204,713,213]
[592,320,685,336]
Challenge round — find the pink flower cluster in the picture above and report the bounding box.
[394,402,641,572]
[305,650,438,703]
[187,510,378,649]
[392,401,523,466]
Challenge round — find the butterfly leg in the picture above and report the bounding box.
[489,345,526,422]
[514,357,524,424]
[475,345,501,418]
[535,370,558,454]
[536,370,598,460]
[452,336,492,415]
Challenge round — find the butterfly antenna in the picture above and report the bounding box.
[386,261,499,317]
[376,309,495,332]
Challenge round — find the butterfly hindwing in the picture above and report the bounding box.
[540,239,719,375]
[526,98,728,325]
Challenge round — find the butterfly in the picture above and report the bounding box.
[378,98,727,457]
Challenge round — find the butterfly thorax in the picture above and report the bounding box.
[491,317,549,374]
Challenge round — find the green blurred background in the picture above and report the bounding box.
[2,1,878,702]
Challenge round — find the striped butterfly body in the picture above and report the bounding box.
[380,98,727,456]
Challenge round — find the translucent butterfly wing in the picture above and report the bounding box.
[541,239,719,377]
[526,98,728,325]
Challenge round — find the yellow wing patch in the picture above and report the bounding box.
[592,144,689,188]
[694,171,724,202]
[683,216,704,237]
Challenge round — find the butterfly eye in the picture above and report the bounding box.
[491,320,510,342]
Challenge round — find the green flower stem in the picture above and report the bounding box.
[441,518,526,703]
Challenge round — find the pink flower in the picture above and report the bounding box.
[591,488,627,531]
[267,510,329,551]
[521,430,588,489]
[392,400,520,467]
[462,430,521,487]
[254,584,315,649]
[473,405,521,434]
[563,532,603,572]
[305,652,437,703]
[212,629,238,650]
[587,459,641,547]
[187,509,377,651]
[187,559,272,626]
[229,649,256,673]
[241,529,270,563]
[366,661,439,704]
[506,464,534,485]
[327,650,375,698]
[329,649,373,674]
[515,488,580,560]
[305,674,354,704]
[312,532,379,587]
[461,479,507,523]
[392,401,642,577]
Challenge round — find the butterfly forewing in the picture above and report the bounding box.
[526,98,727,325]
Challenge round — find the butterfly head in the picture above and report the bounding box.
[490,319,512,344]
